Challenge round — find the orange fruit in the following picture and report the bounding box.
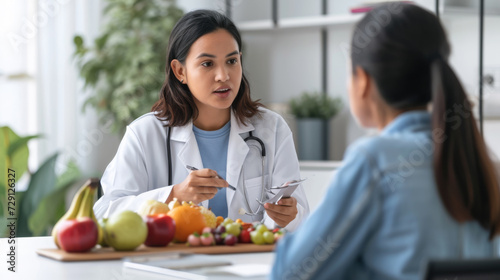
[167,204,207,242]
[216,216,224,227]
[241,222,253,231]
[235,219,243,224]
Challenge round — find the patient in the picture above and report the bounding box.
[271,3,500,280]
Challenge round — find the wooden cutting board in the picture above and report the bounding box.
[36,243,275,262]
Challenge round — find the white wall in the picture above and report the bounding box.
[243,29,322,104]
[442,14,500,159]
[176,0,226,14]
[229,0,500,160]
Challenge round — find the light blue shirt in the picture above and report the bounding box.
[272,111,499,280]
[193,121,230,218]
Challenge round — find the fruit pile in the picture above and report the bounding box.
[186,218,285,247]
[52,182,284,253]
[52,180,176,252]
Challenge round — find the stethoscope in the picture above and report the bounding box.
[166,127,268,216]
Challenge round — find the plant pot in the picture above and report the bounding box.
[296,118,328,160]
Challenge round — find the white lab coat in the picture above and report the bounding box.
[94,107,309,231]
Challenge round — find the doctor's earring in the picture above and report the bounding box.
[180,79,184,83]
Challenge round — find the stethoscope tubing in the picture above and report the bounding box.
[167,126,173,186]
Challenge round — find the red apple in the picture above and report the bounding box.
[57,217,98,252]
[239,230,252,243]
[144,214,176,247]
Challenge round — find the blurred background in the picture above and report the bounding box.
[1,0,500,236]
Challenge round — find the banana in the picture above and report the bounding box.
[87,188,105,246]
[51,178,101,248]
[96,216,108,247]
[51,181,87,248]
[76,179,104,246]
[76,186,94,218]
[87,179,104,246]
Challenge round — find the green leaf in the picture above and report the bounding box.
[289,92,343,119]
[13,191,30,237]
[72,0,184,133]
[0,126,30,221]
[0,217,6,238]
[73,35,84,48]
[55,160,80,191]
[95,34,109,51]
[7,134,42,157]
[28,192,66,236]
[0,127,30,179]
[27,160,81,235]
[1,184,25,237]
[18,153,58,236]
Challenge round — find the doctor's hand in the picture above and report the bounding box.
[167,168,229,204]
[264,197,298,228]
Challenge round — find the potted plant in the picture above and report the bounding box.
[289,92,342,160]
[73,0,184,133]
[0,126,81,237]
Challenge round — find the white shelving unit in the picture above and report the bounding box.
[237,13,363,32]
[237,20,274,32]
[228,0,365,160]
[441,0,500,16]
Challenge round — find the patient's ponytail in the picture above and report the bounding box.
[351,3,500,238]
[430,56,500,238]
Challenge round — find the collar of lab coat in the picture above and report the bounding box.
[170,110,255,207]
[169,110,254,142]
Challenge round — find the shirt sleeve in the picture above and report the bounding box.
[271,144,382,279]
[93,126,172,219]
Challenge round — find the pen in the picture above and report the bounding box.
[185,165,237,191]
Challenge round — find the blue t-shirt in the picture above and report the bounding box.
[193,121,230,218]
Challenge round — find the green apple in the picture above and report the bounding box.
[256,224,268,234]
[225,223,241,237]
[250,231,265,245]
[105,210,148,251]
[262,231,274,244]
[222,218,234,226]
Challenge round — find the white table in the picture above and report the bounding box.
[0,236,275,280]
[300,160,341,211]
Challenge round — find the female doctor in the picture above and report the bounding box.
[93,10,309,231]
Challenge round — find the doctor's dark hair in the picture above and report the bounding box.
[351,4,500,238]
[152,9,262,126]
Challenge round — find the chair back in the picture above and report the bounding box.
[423,258,500,280]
